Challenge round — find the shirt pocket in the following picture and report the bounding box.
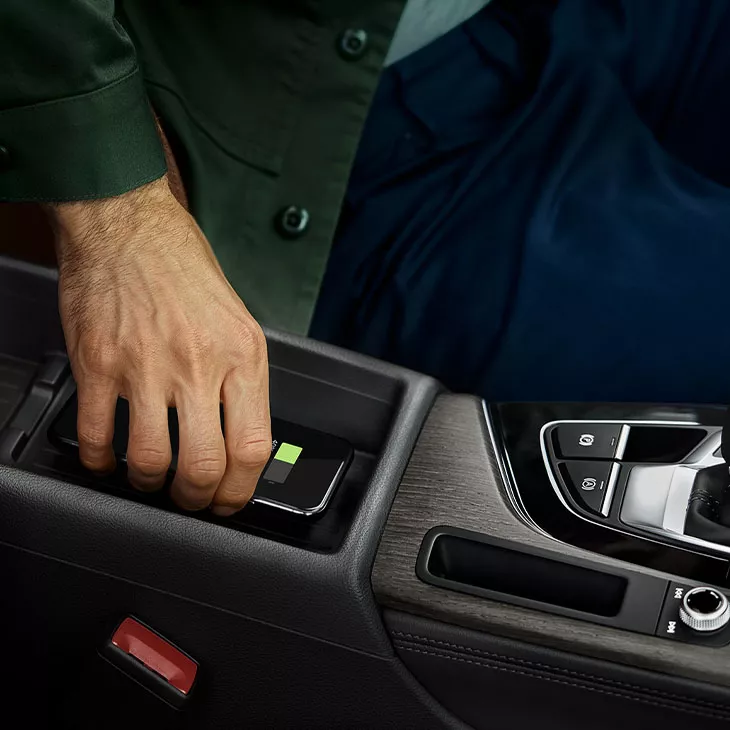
[120,0,324,175]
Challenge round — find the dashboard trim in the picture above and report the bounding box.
[372,395,730,689]
[539,420,730,558]
[482,401,549,537]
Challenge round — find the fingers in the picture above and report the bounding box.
[170,391,227,511]
[211,370,271,516]
[126,389,172,492]
[76,377,118,474]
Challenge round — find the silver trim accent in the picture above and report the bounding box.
[482,401,551,537]
[684,430,724,467]
[539,419,730,558]
[600,462,620,517]
[621,465,699,534]
[663,468,699,534]
[679,587,730,632]
[615,424,631,460]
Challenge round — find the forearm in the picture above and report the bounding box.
[0,1,166,203]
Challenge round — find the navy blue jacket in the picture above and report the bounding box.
[313,0,730,403]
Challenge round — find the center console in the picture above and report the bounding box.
[5,255,730,728]
[0,256,453,729]
[500,403,730,575]
[492,405,730,646]
[373,399,730,730]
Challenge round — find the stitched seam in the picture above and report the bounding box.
[392,631,730,712]
[0,69,142,116]
[396,644,730,722]
[690,491,721,516]
[393,632,730,710]
[692,490,720,506]
[0,171,166,203]
[396,638,724,712]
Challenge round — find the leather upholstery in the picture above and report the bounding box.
[0,545,466,729]
[686,463,730,546]
[386,609,730,729]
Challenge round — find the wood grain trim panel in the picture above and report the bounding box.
[372,394,730,688]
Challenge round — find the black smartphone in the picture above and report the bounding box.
[50,395,353,516]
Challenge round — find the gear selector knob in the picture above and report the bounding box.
[679,587,730,632]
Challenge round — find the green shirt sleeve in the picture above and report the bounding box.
[0,0,166,202]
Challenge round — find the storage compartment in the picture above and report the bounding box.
[0,254,444,726]
[428,533,626,616]
[22,347,400,551]
[0,255,439,552]
[417,527,668,634]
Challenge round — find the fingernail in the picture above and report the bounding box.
[211,506,238,518]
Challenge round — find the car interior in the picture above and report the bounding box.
[3,244,730,729]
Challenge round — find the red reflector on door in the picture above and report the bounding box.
[111,618,197,695]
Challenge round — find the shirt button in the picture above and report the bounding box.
[275,206,310,239]
[0,145,11,169]
[337,29,369,60]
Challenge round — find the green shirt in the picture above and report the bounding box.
[0,1,406,333]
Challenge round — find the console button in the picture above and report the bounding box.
[561,461,614,515]
[657,582,730,646]
[555,423,626,460]
[679,586,730,633]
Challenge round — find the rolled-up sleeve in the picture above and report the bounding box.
[0,0,166,202]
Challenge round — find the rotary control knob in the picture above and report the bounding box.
[679,587,730,633]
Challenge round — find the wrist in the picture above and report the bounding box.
[45,176,173,245]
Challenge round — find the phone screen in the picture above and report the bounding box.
[50,395,353,515]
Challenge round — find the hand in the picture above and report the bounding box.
[48,176,271,516]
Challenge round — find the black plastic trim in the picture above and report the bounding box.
[417,526,668,635]
[494,403,730,585]
[0,329,441,656]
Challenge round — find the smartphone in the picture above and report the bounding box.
[50,395,353,516]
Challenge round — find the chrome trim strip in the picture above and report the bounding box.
[539,419,730,558]
[482,401,551,536]
[601,462,620,517]
[684,430,724,467]
[615,424,631,460]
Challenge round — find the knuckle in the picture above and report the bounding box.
[235,321,267,363]
[172,329,213,364]
[230,437,272,471]
[128,447,170,477]
[77,338,119,377]
[181,449,226,486]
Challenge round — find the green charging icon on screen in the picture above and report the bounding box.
[263,442,303,483]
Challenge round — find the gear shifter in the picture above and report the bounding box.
[684,409,730,545]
